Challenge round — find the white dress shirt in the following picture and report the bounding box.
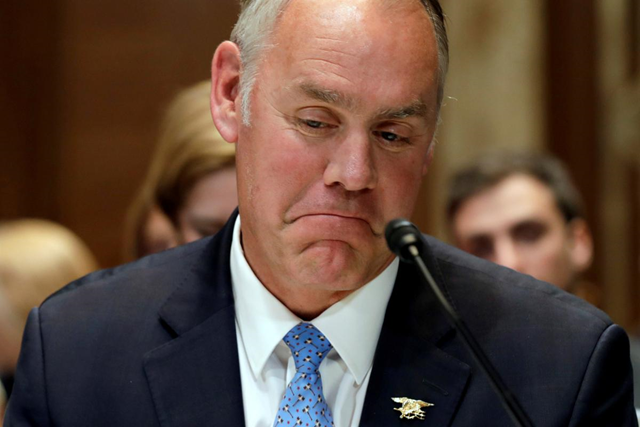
[230,216,398,427]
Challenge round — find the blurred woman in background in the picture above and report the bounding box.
[0,219,99,418]
[125,80,237,259]
[0,290,23,422]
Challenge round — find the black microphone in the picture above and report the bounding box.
[384,218,424,262]
[385,218,534,427]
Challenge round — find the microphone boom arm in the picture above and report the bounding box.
[386,219,534,427]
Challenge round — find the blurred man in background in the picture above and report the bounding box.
[447,151,640,414]
[446,151,598,304]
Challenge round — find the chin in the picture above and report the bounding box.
[293,243,365,288]
[299,272,367,293]
[293,240,386,292]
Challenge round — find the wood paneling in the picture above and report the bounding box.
[2,0,240,267]
[544,0,600,280]
[1,0,62,220]
[593,0,640,328]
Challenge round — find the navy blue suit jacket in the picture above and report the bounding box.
[5,213,637,426]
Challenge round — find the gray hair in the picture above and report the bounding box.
[230,0,449,126]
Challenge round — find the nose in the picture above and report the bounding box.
[323,132,377,192]
[493,240,523,273]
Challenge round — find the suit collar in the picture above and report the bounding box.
[145,211,245,427]
[157,210,238,337]
[360,235,471,426]
[144,304,245,427]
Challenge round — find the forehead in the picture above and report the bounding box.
[454,174,566,236]
[262,0,439,112]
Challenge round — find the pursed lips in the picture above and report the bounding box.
[289,212,381,236]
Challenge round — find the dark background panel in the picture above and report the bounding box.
[1,0,240,267]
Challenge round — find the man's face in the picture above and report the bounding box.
[235,0,439,294]
[452,174,591,289]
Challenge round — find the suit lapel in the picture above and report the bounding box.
[141,213,471,426]
[360,238,471,426]
[144,305,245,427]
[143,212,246,427]
[359,330,470,426]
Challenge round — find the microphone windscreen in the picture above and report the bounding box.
[385,218,422,261]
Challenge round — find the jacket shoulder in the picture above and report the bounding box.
[40,237,213,322]
[424,235,612,330]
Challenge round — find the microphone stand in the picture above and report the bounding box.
[387,219,534,427]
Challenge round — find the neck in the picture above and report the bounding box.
[238,222,393,320]
[264,283,356,320]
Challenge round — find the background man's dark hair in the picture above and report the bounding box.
[446,151,586,224]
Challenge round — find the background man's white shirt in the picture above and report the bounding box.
[230,216,398,427]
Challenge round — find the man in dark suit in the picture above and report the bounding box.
[5,0,637,426]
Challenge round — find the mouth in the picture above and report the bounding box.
[288,212,381,236]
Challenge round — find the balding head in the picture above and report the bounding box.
[230,0,448,126]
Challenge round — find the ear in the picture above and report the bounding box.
[567,218,594,273]
[211,41,241,143]
[421,141,436,176]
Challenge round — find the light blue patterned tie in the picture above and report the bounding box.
[273,323,335,427]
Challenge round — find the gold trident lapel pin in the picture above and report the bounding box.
[391,397,434,420]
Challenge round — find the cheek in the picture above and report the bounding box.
[379,156,425,211]
[271,145,321,183]
[236,128,324,212]
[180,227,201,244]
[526,235,571,276]
[176,215,198,244]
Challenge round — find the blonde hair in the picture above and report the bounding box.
[0,289,24,375]
[125,80,236,259]
[0,219,98,328]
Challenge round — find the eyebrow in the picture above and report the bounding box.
[297,82,429,119]
[374,100,429,119]
[298,83,357,110]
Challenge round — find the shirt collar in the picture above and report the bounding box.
[230,215,398,385]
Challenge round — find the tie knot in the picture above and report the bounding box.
[283,323,332,372]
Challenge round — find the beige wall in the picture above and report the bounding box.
[414,0,545,241]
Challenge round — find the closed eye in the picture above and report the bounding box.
[372,130,412,149]
[375,131,403,142]
[303,119,325,129]
[295,118,336,137]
